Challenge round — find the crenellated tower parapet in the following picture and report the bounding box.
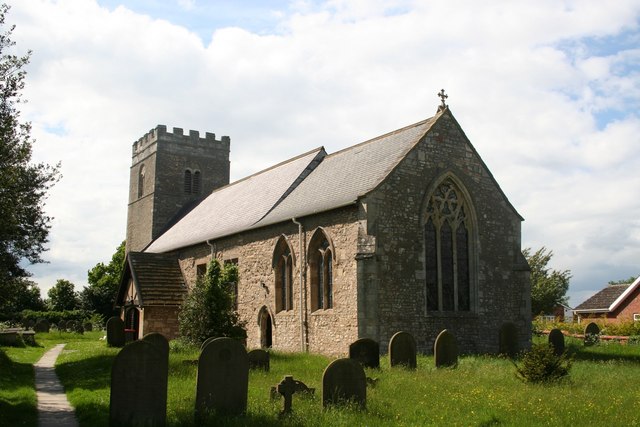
[126,124,231,252]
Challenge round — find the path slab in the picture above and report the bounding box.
[34,344,79,427]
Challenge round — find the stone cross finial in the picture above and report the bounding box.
[437,89,448,112]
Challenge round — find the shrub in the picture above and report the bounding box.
[515,343,571,383]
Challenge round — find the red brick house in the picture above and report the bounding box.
[574,276,640,323]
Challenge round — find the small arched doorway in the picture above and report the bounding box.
[124,306,140,341]
[259,307,272,348]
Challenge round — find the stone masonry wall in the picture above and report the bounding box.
[363,110,531,354]
[172,206,360,356]
[142,306,181,340]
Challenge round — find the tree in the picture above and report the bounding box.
[178,258,245,345]
[608,276,637,286]
[524,247,571,315]
[47,279,79,311]
[0,277,44,318]
[80,241,125,319]
[0,4,60,287]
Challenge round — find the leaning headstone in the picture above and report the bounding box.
[247,349,270,371]
[322,358,366,409]
[83,322,93,332]
[34,319,50,333]
[349,338,380,369]
[548,328,565,356]
[106,316,125,347]
[389,331,417,369]
[584,322,600,346]
[499,322,519,358]
[195,337,249,419]
[434,329,458,368]
[109,340,167,427]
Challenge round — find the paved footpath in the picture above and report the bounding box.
[34,344,79,427]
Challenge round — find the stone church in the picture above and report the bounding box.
[116,98,531,355]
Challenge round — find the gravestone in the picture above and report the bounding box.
[200,336,218,352]
[389,331,417,369]
[34,319,50,333]
[109,340,167,427]
[247,349,270,371]
[23,319,35,330]
[349,338,380,369]
[56,320,65,332]
[73,322,84,334]
[106,316,125,347]
[584,322,600,346]
[195,337,249,419]
[548,328,565,356]
[83,322,93,332]
[322,358,366,409]
[434,329,458,368]
[273,375,315,415]
[499,322,519,358]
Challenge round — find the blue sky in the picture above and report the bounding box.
[6,0,640,306]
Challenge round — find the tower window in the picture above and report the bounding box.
[137,165,146,198]
[184,169,201,194]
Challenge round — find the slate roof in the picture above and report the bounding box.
[116,252,187,307]
[574,284,631,312]
[145,112,442,253]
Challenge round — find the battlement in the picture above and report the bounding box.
[132,124,230,157]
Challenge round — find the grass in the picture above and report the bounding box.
[4,333,640,426]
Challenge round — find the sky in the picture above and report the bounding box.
[5,0,640,306]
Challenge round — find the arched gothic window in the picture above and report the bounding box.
[184,169,202,194]
[424,178,472,312]
[273,237,294,312]
[309,229,333,311]
[137,165,146,198]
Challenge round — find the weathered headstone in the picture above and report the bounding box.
[499,322,519,358]
[247,349,270,371]
[548,328,565,356]
[200,336,218,352]
[109,340,167,427]
[349,338,380,369]
[73,322,84,334]
[434,329,458,368]
[57,320,67,332]
[584,322,600,346]
[34,319,50,333]
[83,321,93,332]
[23,319,35,330]
[389,331,417,369]
[195,337,249,419]
[322,358,366,409]
[106,316,125,347]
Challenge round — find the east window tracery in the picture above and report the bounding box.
[424,178,472,312]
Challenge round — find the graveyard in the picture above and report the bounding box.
[2,328,640,426]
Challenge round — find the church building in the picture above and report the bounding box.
[116,96,531,355]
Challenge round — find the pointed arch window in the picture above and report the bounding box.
[424,178,472,312]
[309,229,333,311]
[137,165,146,198]
[273,237,294,312]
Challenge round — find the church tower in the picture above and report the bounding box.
[126,125,230,252]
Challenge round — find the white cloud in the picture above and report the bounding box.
[6,0,640,303]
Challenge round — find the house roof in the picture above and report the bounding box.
[116,252,187,307]
[574,276,640,313]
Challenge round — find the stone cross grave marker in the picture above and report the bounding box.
[389,331,417,369]
[548,328,565,356]
[584,322,600,346]
[499,322,519,358]
[106,316,125,347]
[434,329,458,368]
[109,340,167,427]
[273,375,315,415]
[248,349,270,371]
[196,337,249,419]
[322,358,366,409]
[349,338,380,369]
